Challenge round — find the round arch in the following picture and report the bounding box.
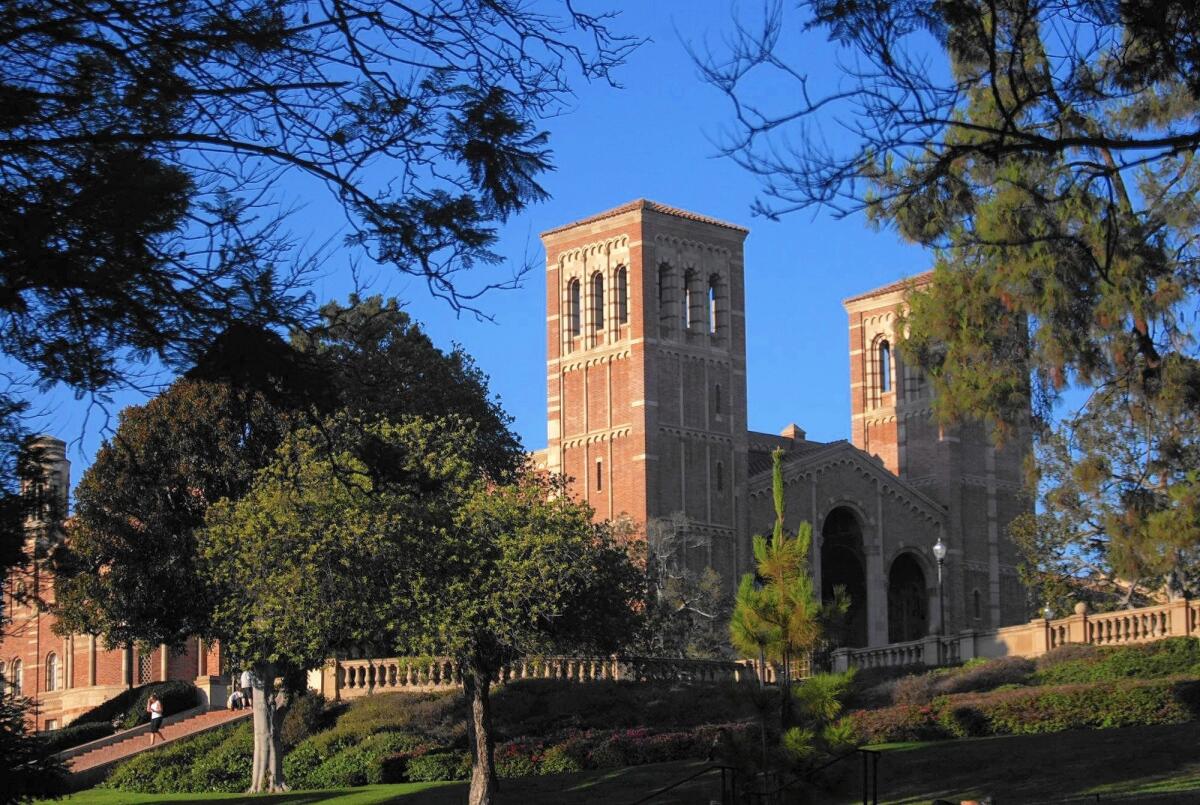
[821,506,868,648]
[887,551,929,642]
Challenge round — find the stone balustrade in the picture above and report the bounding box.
[314,654,763,700]
[832,597,1200,672]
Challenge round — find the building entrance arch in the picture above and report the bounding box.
[887,552,928,642]
[821,507,868,648]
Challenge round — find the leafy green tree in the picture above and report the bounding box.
[200,417,470,792]
[398,476,643,805]
[702,0,1200,596]
[731,450,846,724]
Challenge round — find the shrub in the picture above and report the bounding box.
[850,678,1200,745]
[1035,638,1200,686]
[404,750,470,782]
[935,657,1034,696]
[281,694,328,749]
[306,731,427,788]
[102,726,231,792]
[184,723,253,792]
[494,740,541,778]
[538,743,583,775]
[891,673,939,706]
[587,739,627,768]
[41,721,113,754]
[282,723,372,789]
[70,680,197,729]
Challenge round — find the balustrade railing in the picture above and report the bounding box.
[833,597,1200,672]
[327,654,761,699]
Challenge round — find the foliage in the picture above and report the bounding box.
[890,658,1036,707]
[850,678,1200,744]
[404,751,472,783]
[730,448,846,726]
[102,723,241,793]
[780,671,857,763]
[70,681,198,730]
[39,721,114,755]
[701,0,1200,599]
[396,474,644,804]
[280,694,329,750]
[0,692,64,804]
[633,514,732,659]
[1034,638,1200,686]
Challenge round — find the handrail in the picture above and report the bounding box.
[745,747,881,805]
[626,763,738,805]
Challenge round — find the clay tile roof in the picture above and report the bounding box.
[540,199,749,237]
[842,270,935,305]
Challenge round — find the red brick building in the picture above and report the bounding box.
[533,201,1030,648]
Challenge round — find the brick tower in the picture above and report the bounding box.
[538,200,751,582]
[844,277,1029,628]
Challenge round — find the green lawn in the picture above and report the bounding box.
[48,722,1200,805]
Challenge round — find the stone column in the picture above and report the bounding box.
[159,643,169,681]
[1064,602,1089,644]
[1029,618,1051,657]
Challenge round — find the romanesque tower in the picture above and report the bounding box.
[844,278,1029,629]
[538,201,751,582]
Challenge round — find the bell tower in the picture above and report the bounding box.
[539,200,751,582]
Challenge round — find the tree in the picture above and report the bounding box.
[730,449,844,724]
[701,0,1200,596]
[398,476,643,805]
[54,296,516,645]
[200,417,470,792]
[636,513,731,659]
[0,0,640,596]
[0,690,65,804]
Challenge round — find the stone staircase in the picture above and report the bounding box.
[60,707,251,787]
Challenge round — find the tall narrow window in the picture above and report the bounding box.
[658,264,673,329]
[567,279,581,337]
[973,589,982,620]
[45,652,58,691]
[714,384,723,415]
[11,659,21,695]
[615,266,628,324]
[683,270,695,330]
[708,275,719,333]
[716,461,725,492]
[879,340,892,392]
[591,272,604,331]
[595,460,603,491]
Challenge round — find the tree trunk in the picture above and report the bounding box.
[464,664,496,805]
[247,662,287,793]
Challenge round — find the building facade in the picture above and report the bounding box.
[535,200,1030,648]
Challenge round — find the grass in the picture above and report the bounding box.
[43,761,719,805]
[818,721,1200,804]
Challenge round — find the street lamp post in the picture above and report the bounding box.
[933,537,947,637]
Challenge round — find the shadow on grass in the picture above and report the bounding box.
[819,721,1200,804]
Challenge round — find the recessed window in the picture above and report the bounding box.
[683,270,696,331]
[567,279,581,337]
[595,460,603,491]
[714,384,723,416]
[707,275,720,334]
[591,272,605,332]
[973,589,982,620]
[11,659,22,696]
[879,340,892,393]
[45,652,58,691]
[615,266,628,324]
[716,462,724,492]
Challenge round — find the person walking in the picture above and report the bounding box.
[146,694,164,745]
[240,669,253,706]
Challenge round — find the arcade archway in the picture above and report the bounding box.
[887,552,928,643]
[821,507,868,648]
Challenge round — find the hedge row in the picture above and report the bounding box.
[40,721,115,755]
[1035,638,1200,686]
[71,680,198,730]
[102,723,248,793]
[851,678,1200,745]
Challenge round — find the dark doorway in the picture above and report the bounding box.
[887,552,928,642]
[821,507,868,648]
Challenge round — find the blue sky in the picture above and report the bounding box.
[41,1,933,483]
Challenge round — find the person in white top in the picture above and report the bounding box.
[240,669,253,705]
[146,694,164,745]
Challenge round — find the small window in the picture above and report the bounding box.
[879,340,892,393]
[716,462,724,492]
[615,266,629,324]
[683,270,695,331]
[45,652,58,691]
[714,384,723,416]
[973,589,981,620]
[591,272,605,331]
[707,275,720,334]
[657,264,672,323]
[595,460,603,491]
[44,718,58,731]
[11,659,21,696]
[567,279,581,337]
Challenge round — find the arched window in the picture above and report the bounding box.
[708,275,720,334]
[567,279,581,337]
[615,266,628,324]
[716,461,724,492]
[11,659,21,696]
[682,270,695,330]
[45,652,58,691]
[591,272,604,331]
[879,340,892,393]
[657,264,673,329]
[714,384,723,416]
